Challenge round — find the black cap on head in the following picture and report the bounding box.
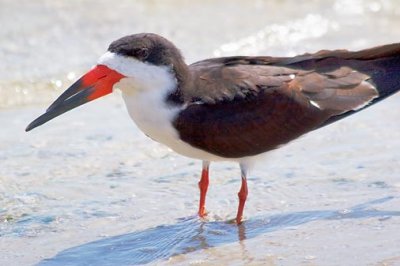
[108,33,184,67]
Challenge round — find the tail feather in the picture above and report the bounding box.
[324,54,400,126]
[355,55,400,99]
[285,43,400,126]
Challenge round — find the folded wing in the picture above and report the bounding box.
[173,44,400,158]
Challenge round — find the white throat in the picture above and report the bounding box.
[97,52,227,162]
[98,51,179,141]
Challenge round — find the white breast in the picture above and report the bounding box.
[99,52,227,162]
[120,82,229,162]
[123,83,235,161]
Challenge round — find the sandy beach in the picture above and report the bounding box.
[1,1,400,265]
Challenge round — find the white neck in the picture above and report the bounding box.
[98,51,180,142]
[98,51,227,162]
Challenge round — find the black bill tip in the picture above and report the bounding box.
[25,123,35,132]
[25,107,65,132]
[25,87,94,132]
[25,117,44,132]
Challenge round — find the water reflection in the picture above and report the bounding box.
[39,196,399,266]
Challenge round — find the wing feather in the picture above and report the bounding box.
[173,50,380,158]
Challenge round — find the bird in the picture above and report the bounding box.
[26,33,400,224]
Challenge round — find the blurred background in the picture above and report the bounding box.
[1,1,400,265]
[1,0,400,108]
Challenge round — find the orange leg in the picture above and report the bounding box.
[236,165,248,224]
[198,161,210,217]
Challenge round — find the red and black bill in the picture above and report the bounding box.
[26,65,124,132]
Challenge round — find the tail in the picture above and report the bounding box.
[348,43,400,100]
[287,43,400,126]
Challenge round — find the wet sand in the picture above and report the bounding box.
[1,0,400,265]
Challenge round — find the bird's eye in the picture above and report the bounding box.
[135,48,149,60]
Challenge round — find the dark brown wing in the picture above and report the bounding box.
[174,84,332,158]
[173,43,400,158]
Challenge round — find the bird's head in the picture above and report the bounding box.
[26,33,185,132]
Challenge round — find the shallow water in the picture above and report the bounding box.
[1,0,400,265]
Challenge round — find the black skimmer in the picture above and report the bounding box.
[26,33,400,224]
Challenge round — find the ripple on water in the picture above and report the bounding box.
[37,196,400,265]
